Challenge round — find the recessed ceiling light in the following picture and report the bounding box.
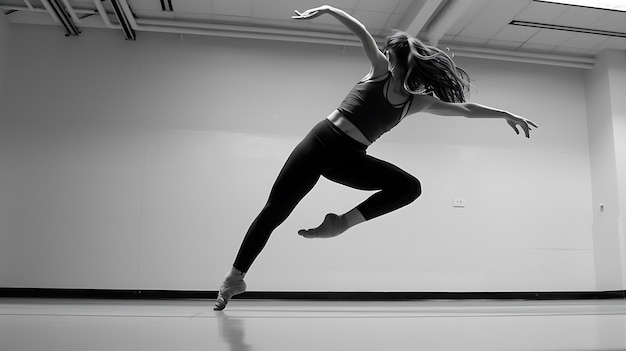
[537,0,626,11]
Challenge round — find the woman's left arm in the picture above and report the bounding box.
[292,5,388,75]
[409,94,538,138]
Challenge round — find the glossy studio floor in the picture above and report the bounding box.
[1,298,626,351]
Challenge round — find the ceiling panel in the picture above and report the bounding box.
[461,0,528,39]
[316,0,359,10]
[213,0,252,17]
[515,1,566,22]
[383,12,404,32]
[251,0,297,20]
[452,35,489,46]
[2,0,625,62]
[526,28,575,46]
[519,42,557,53]
[72,0,97,8]
[0,0,24,6]
[351,9,392,34]
[445,19,470,37]
[138,10,174,18]
[551,6,605,27]
[211,14,250,24]
[127,0,161,12]
[394,0,415,15]
[484,39,523,50]
[562,33,609,49]
[591,11,626,32]
[438,0,626,58]
[492,25,539,43]
[173,0,211,14]
[457,0,491,22]
[355,0,400,13]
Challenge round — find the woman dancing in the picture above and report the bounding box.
[214,5,537,311]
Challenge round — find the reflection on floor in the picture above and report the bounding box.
[1,298,625,351]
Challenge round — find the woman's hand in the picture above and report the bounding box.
[292,5,385,74]
[506,114,538,138]
[292,6,330,20]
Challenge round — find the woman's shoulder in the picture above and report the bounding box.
[359,70,390,84]
[405,94,438,115]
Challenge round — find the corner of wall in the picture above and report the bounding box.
[585,49,626,291]
[0,13,11,98]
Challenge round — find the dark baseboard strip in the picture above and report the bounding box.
[0,288,624,301]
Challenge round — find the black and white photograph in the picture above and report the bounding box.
[1,0,625,350]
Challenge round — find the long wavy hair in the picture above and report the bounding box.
[384,30,470,103]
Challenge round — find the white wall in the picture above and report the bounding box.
[586,51,626,290]
[0,13,10,97]
[614,52,626,289]
[0,24,595,292]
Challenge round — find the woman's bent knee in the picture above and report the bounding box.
[405,176,422,203]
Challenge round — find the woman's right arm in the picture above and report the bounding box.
[293,5,388,76]
[409,94,538,138]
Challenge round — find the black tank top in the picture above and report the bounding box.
[337,72,413,142]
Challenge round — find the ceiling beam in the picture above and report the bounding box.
[424,0,475,46]
[399,0,445,36]
[110,0,135,40]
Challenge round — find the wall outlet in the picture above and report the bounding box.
[453,198,465,208]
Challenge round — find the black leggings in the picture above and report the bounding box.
[233,119,421,272]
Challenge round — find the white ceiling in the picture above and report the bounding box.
[2,0,626,67]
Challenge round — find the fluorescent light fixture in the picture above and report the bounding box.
[510,20,626,38]
[537,0,626,11]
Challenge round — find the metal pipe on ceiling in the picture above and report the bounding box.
[38,0,60,23]
[61,0,81,24]
[22,0,35,11]
[93,0,121,29]
[39,0,79,35]
[109,0,135,39]
[52,0,79,35]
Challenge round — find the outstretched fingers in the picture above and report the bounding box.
[508,117,537,138]
[521,119,538,138]
[292,9,320,20]
[508,120,520,135]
